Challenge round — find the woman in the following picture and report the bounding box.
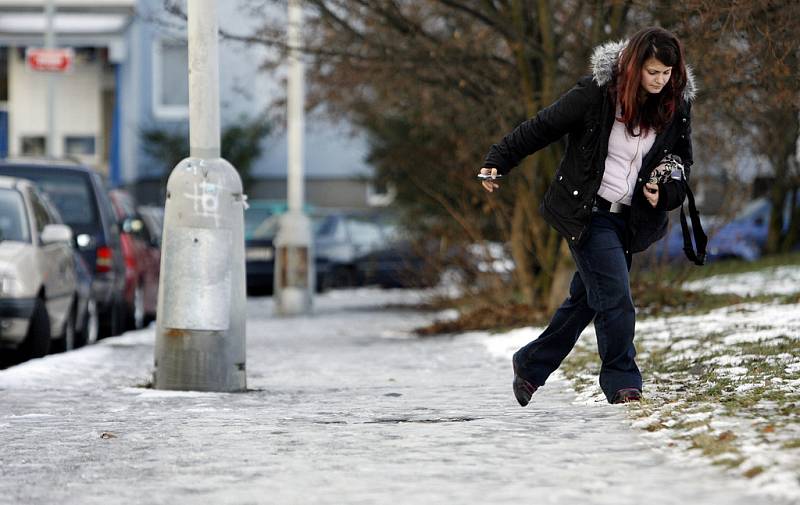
[479,27,697,405]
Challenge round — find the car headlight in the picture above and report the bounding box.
[0,273,22,297]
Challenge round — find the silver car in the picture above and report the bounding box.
[0,176,77,360]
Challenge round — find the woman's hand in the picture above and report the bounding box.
[480,167,500,193]
[644,182,659,208]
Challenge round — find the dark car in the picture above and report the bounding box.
[314,213,385,288]
[40,190,99,351]
[70,250,98,348]
[353,241,427,288]
[109,190,160,329]
[0,159,127,338]
[137,205,164,248]
[245,212,329,295]
[314,213,431,289]
[352,230,432,288]
[245,214,279,295]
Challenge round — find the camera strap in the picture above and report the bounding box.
[679,179,708,265]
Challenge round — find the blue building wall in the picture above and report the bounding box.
[125,0,372,189]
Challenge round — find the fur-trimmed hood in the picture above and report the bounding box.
[590,39,697,102]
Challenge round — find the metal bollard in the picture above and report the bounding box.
[153,157,247,391]
[273,211,314,315]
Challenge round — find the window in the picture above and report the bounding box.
[0,168,99,228]
[28,189,52,234]
[366,180,397,207]
[0,189,30,243]
[65,136,96,156]
[152,38,189,119]
[21,136,45,156]
[0,47,8,102]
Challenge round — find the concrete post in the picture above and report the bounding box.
[153,0,247,392]
[274,0,314,315]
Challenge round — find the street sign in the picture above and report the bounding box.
[26,48,74,73]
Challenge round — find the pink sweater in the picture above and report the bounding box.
[597,113,655,206]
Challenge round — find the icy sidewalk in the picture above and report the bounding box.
[0,289,788,505]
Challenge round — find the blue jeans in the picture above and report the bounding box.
[513,209,641,403]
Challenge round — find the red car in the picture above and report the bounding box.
[108,190,160,330]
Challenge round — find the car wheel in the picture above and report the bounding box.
[111,298,125,337]
[17,298,51,361]
[52,300,77,353]
[100,298,125,339]
[76,297,99,347]
[132,283,145,330]
[329,265,357,289]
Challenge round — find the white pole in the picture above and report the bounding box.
[44,0,56,158]
[287,0,304,214]
[188,0,221,160]
[274,0,314,315]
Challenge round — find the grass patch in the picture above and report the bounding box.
[743,466,766,479]
[690,431,740,457]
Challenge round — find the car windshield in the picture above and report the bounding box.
[0,168,99,228]
[0,189,30,243]
[245,207,274,238]
[251,215,281,240]
[347,219,384,248]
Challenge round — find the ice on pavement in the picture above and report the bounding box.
[0,288,792,505]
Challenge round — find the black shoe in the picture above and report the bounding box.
[512,358,538,407]
[513,375,538,407]
[611,388,642,404]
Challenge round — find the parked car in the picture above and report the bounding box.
[245,200,283,240]
[245,212,328,295]
[652,196,799,263]
[314,213,385,288]
[706,196,800,261]
[353,234,432,288]
[314,213,431,289]
[649,214,715,263]
[109,190,160,329]
[137,205,164,248]
[0,159,127,338]
[0,176,77,360]
[245,214,280,295]
[69,249,99,349]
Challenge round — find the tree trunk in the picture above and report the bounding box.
[763,108,799,254]
[546,240,574,313]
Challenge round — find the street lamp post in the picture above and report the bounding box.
[274,0,314,316]
[153,0,247,392]
[44,0,56,157]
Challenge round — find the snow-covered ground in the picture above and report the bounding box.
[1,287,793,504]
[481,266,800,503]
[682,265,800,297]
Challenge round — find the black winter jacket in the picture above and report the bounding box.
[483,40,697,253]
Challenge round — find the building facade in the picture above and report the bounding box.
[0,0,391,212]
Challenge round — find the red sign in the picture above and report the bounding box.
[26,48,74,73]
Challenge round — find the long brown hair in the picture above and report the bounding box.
[611,27,688,136]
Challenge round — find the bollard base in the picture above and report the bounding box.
[155,328,247,392]
[275,286,310,316]
[273,211,314,316]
